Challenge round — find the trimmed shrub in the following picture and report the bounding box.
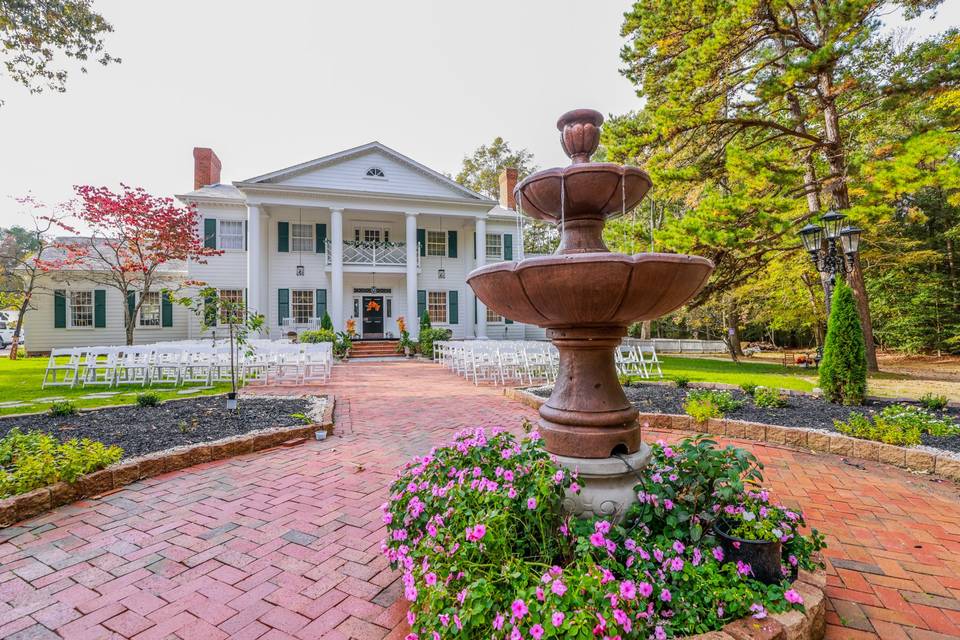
[753,387,788,408]
[49,400,77,416]
[418,327,452,357]
[919,392,948,411]
[300,329,336,344]
[320,311,333,331]
[819,281,867,405]
[672,375,690,388]
[419,309,432,330]
[687,389,741,413]
[136,392,161,407]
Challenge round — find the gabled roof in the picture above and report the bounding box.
[235,141,492,203]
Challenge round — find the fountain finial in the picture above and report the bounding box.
[557,109,604,164]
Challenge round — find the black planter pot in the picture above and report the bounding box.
[715,520,783,585]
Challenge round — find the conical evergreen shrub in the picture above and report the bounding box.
[819,280,867,405]
[320,311,333,331]
[420,310,432,330]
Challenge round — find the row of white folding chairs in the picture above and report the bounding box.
[435,341,559,386]
[42,341,334,389]
[615,344,663,379]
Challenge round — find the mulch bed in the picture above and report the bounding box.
[529,383,960,453]
[0,396,314,459]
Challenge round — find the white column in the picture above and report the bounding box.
[330,208,344,332]
[474,217,487,339]
[246,204,261,317]
[405,212,419,335]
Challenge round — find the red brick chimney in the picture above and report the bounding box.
[498,167,518,210]
[193,147,222,190]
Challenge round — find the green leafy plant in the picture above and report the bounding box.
[136,392,161,407]
[919,392,948,411]
[290,412,312,425]
[835,404,959,446]
[819,281,867,405]
[672,375,690,388]
[49,400,77,416]
[417,327,452,358]
[753,387,788,409]
[419,309,432,330]
[740,382,759,397]
[176,418,199,435]
[687,389,741,413]
[0,428,123,498]
[301,328,352,358]
[684,397,721,423]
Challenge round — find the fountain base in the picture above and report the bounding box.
[556,445,651,523]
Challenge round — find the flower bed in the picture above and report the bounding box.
[382,427,825,639]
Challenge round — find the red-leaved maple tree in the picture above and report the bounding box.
[71,185,222,344]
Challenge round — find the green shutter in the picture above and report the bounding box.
[505,317,514,325]
[161,294,173,327]
[278,221,289,252]
[204,218,217,249]
[504,234,513,261]
[417,290,426,318]
[417,229,426,256]
[203,292,217,327]
[278,288,290,322]
[473,297,477,324]
[316,289,327,318]
[448,290,458,324]
[448,230,457,258]
[244,221,248,250]
[473,232,477,259]
[316,223,327,253]
[127,291,136,324]
[94,290,106,328]
[54,290,66,328]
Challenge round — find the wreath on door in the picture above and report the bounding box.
[366,300,381,312]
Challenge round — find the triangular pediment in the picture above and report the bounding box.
[240,142,488,202]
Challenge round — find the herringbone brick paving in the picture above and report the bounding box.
[0,360,958,639]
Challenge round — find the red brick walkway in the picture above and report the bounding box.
[0,361,959,640]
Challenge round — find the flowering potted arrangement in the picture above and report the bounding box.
[382,430,825,639]
[713,493,803,585]
[397,316,415,357]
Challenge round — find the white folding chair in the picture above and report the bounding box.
[81,348,118,387]
[41,348,83,388]
[149,347,184,386]
[115,347,152,386]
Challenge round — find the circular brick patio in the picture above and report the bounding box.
[0,360,958,639]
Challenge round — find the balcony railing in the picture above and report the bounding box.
[325,240,420,267]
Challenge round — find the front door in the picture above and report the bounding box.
[362,296,384,339]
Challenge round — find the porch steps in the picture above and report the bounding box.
[350,340,402,358]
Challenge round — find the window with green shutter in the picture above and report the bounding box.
[448,290,458,324]
[127,291,136,324]
[204,218,217,249]
[417,289,426,318]
[278,221,289,252]
[53,290,66,328]
[448,230,457,258]
[94,290,106,328]
[161,294,173,327]
[316,223,327,253]
[278,288,290,322]
[504,234,513,260]
[315,289,327,318]
[417,229,426,256]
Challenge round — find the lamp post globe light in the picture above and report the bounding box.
[798,210,863,333]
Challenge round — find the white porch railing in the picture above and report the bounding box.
[325,240,420,267]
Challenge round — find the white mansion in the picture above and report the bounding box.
[25,143,543,353]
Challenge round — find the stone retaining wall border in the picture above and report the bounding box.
[0,395,336,528]
[504,387,960,484]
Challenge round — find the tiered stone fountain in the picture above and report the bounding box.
[467,109,714,520]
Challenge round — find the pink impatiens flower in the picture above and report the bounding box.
[551,611,565,627]
[637,581,653,598]
[527,497,537,510]
[784,589,804,605]
[660,588,672,602]
[530,623,545,640]
[511,599,529,619]
[619,580,637,600]
[551,580,567,596]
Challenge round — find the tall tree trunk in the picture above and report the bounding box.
[946,236,957,310]
[640,320,651,340]
[9,292,30,360]
[817,71,879,371]
[725,298,744,356]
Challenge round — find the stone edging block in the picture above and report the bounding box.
[0,395,336,528]
[505,387,960,485]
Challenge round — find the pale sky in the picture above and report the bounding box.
[0,0,956,230]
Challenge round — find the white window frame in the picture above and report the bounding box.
[426,231,447,257]
[365,167,386,179]
[486,307,504,324]
[218,220,244,250]
[291,223,314,253]
[427,290,447,324]
[218,288,245,326]
[68,290,94,329]
[139,291,161,328]
[485,233,503,261]
[291,289,314,325]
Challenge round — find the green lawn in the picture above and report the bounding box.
[0,356,231,417]
[650,355,818,392]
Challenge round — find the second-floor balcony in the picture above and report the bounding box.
[325,239,421,268]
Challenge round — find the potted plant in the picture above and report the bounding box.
[397,316,414,357]
[714,492,796,584]
[176,287,265,411]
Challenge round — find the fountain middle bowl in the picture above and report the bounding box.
[515,163,653,223]
[466,252,714,328]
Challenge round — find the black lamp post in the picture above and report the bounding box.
[798,210,863,315]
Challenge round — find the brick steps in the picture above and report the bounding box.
[350,340,401,358]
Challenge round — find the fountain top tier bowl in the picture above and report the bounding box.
[466,108,713,459]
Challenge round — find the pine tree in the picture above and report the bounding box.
[819,281,868,405]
